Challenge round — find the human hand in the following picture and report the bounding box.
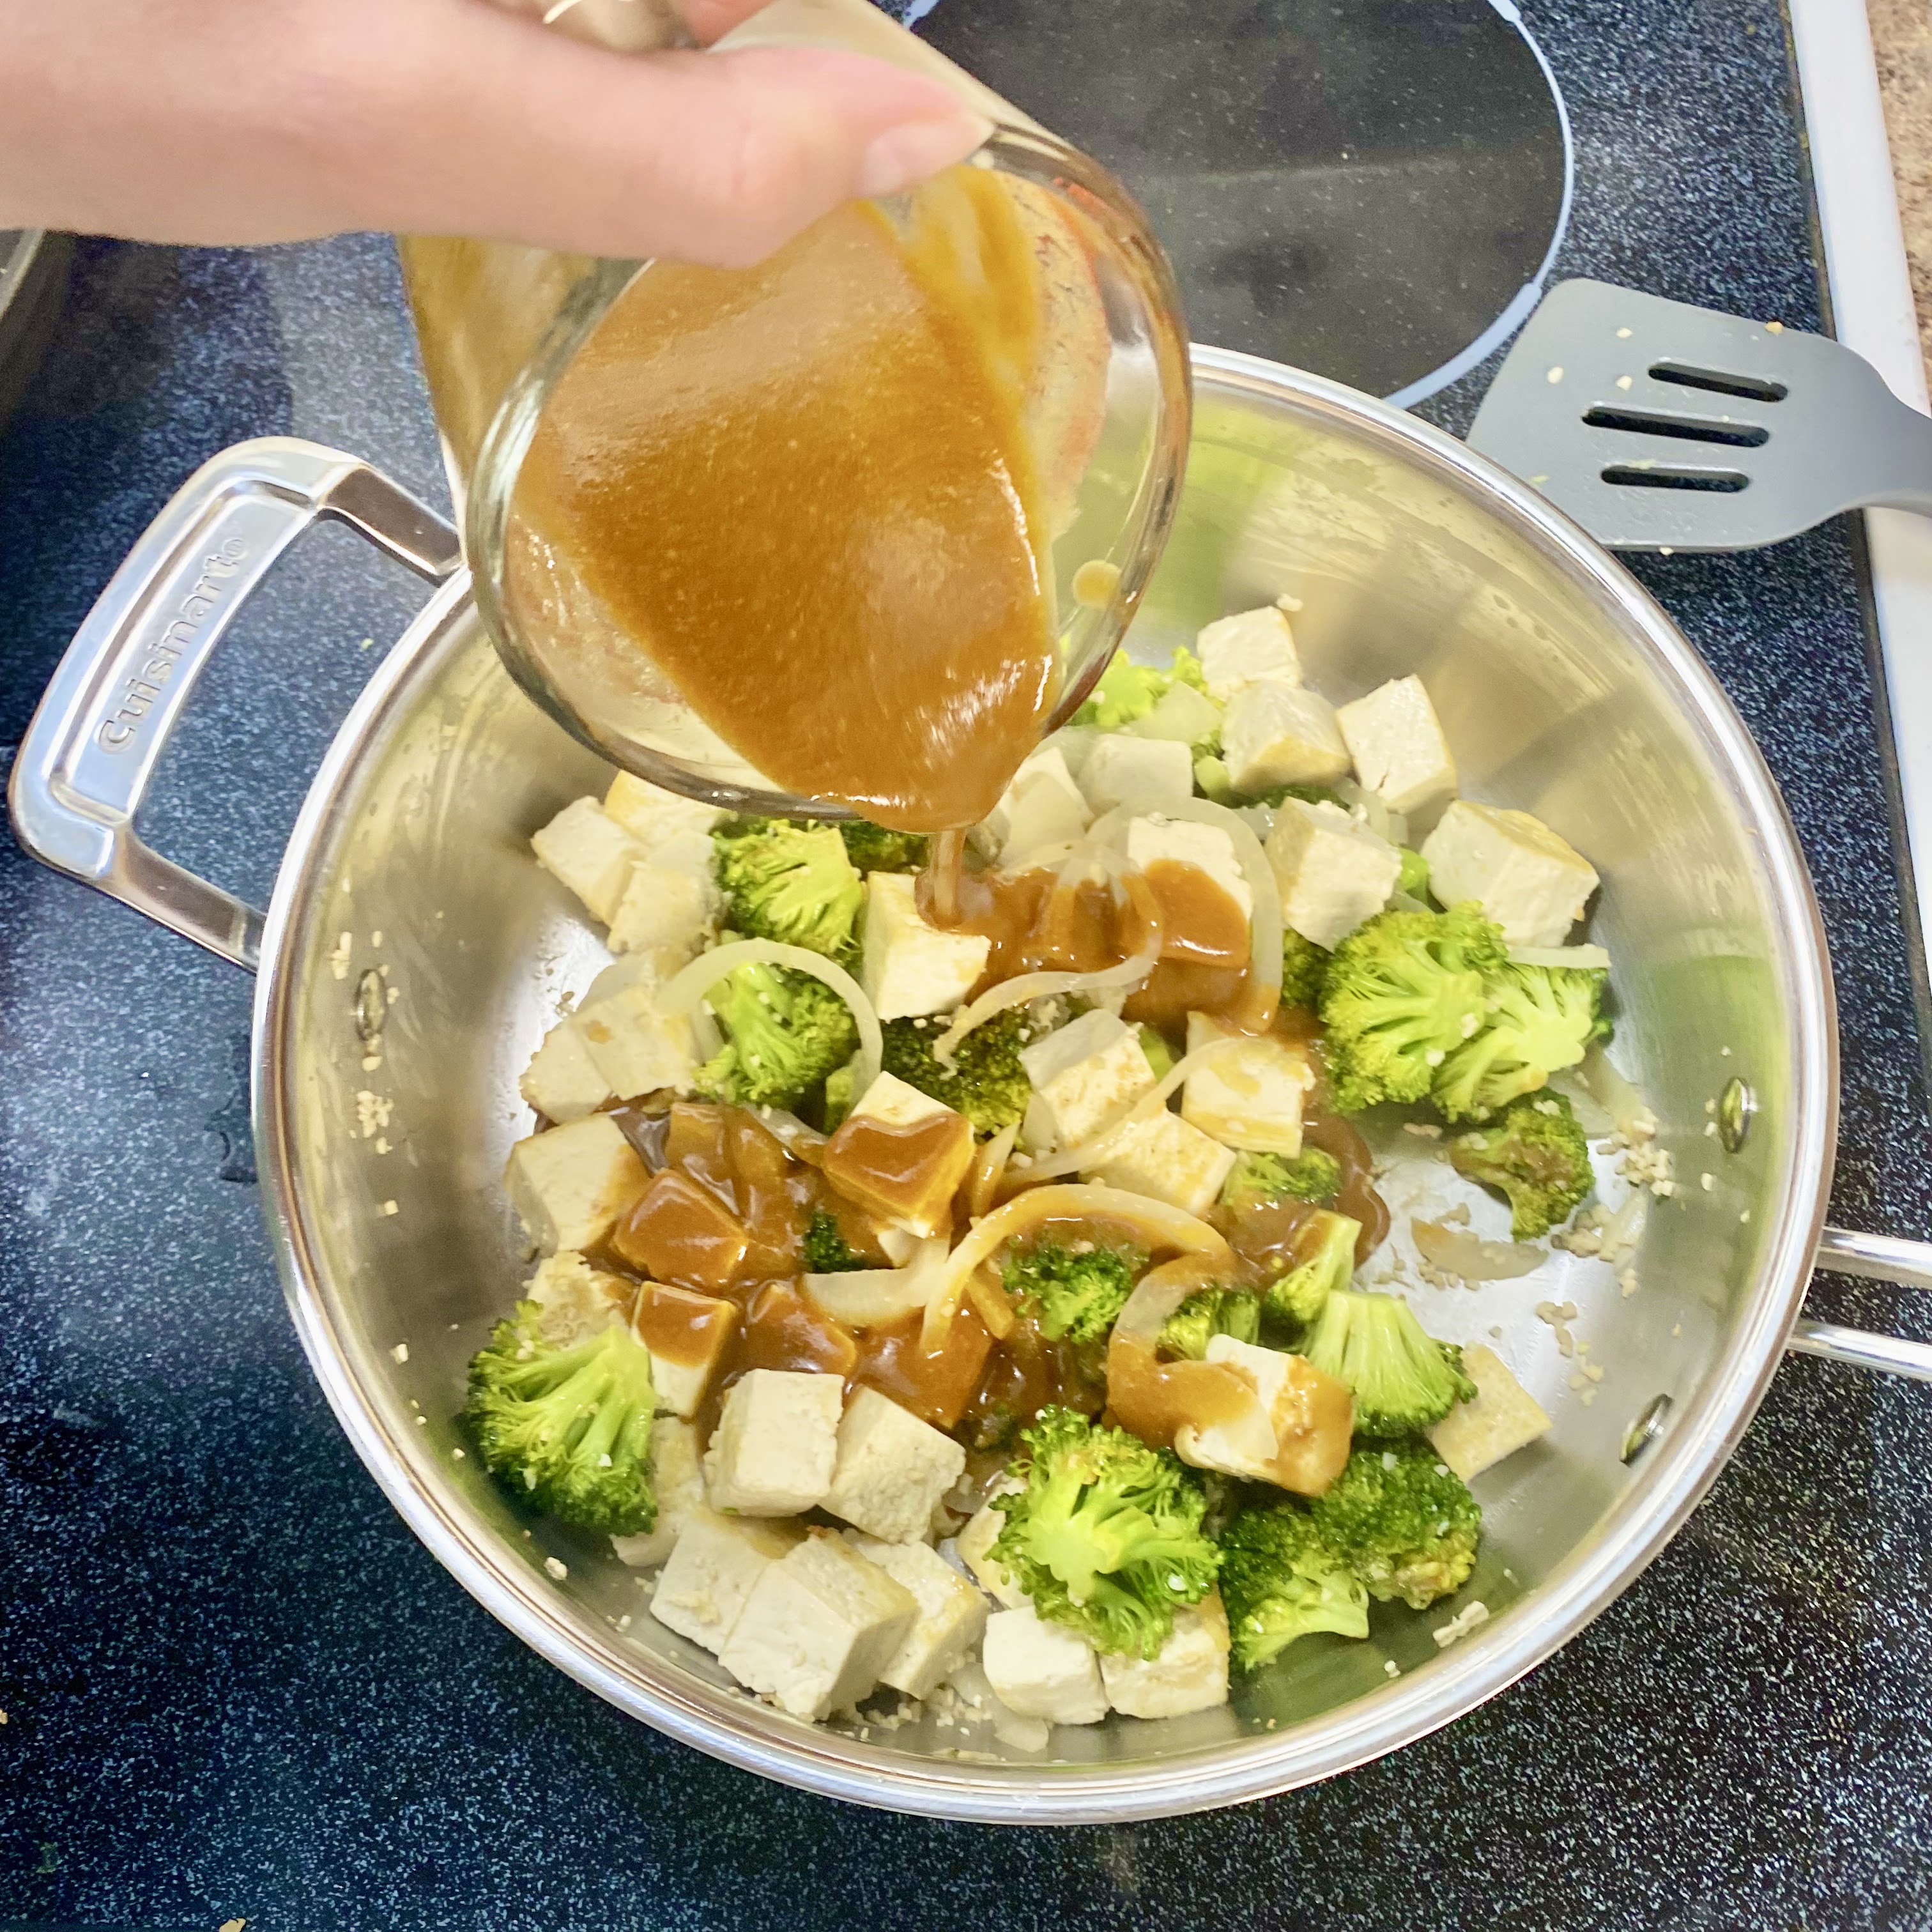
[0,0,991,267]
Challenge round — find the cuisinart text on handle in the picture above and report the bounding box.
[96,537,249,751]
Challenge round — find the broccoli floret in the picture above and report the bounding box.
[1218,1502,1370,1669]
[1072,645,1208,730]
[712,817,864,960]
[1257,781,1344,809]
[821,1055,859,1131]
[1158,1286,1262,1360]
[1193,754,1235,804]
[1449,1091,1593,1237]
[1280,927,1331,1009]
[1137,1025,1175,1080]
[880,1010,1032,1135]
[1221,1147,1344,1212]
[696,962,857,1110]
[1299,1289,1475,1436]
[465,1303,657,1534]
[991,1406,1221,1657]
[1263,1208,1360,1330]
[1433,960,1610,1122]
[1397,847,1430,899]
[839,820,928,874]
[802,1207,868,1273]
[1002,1236,1145,1345]
[1310,1442,1482,1609]
[1318,904,1509,1114]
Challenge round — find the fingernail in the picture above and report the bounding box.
[856,111,994,200]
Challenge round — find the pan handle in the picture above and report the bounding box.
[6,438,460,970]
[1790,1225,1932,1381]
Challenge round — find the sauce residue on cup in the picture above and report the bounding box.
[510,164,1077,833]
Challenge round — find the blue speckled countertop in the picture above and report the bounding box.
[4,1,1932,1926]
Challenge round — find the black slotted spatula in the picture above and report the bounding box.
[1466,277,1932,551]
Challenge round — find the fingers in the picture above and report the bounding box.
[675,0,772,45]
[325,0,990,265]
[0,0,988,263]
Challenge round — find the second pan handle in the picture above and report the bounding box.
[1790,1226,1932,1381]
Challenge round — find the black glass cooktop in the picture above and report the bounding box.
[903,0,1569,401]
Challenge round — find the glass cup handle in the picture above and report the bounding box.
[7,437,460,970]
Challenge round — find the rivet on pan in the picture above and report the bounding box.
[355,968,387,1046]
[1717,1077,1754,1153]
[1621,1393,1674,1466]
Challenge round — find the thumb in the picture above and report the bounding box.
[384,20,993,267]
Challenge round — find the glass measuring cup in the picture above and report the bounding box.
[402,0,1191,819]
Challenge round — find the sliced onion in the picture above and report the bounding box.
[1335,779,1408,850]
[1413,1218,1546,1281]
[752,1107,828,1164]
[1571,1043,1648,1139]
[1510,943,1613,972]
[965,1262,1016,1340]
[928,938,1162,1070]
[877,1225,921,1267]
[963,1121,1020,1221]
[1084,795,1284,1006]
[803,1238,949,1326]
[661,939,882,1093]
[1112,1252,1238,1344]
[1017,1036,1248,1179]
[921,1183,1232,1351]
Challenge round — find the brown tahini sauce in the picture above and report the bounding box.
[918,849,1279,1035]
[508,167,1059,833]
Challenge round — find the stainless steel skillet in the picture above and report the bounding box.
[11,348,1931,1821]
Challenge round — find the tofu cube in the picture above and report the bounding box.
[1098,1595,1231,1720]
[718,1528,919,1719]
[703,1368,844,1515]
[1082,1107,1236,1217]
[1181,1011,1314,1155]
[1222,682,1351,794]
[822,1073,975,1238]
[531,797,645,926]
[1018,1008,1158,1151]
[1175,1336,1348,1494]
[631,1280,739,1418]
[1079,733,1195,815]
[981,1606,1108,1726]
[844,1533,991,1699]
[1196,604,1303,699]
[821,1386,968,1544]
[504,1114,648,1255]
[526,1249,631,1347]
[1123,815,1253,920]
[861,871,990,1021]
[576,976,699,1102]
[1420,801,1600,947]
[608,827,721,962]
[648,1507,803,1653]
[955,1478,1029,1608]
[603,770,724,845]
[1336,675,1457,817]
[1426,1344,1552,1479]
[612,1416,706,1568]
[611,1169,751,1291]
[985,746,1093,862]
[1266,797,1403,950]
[519,1017,615,1124]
